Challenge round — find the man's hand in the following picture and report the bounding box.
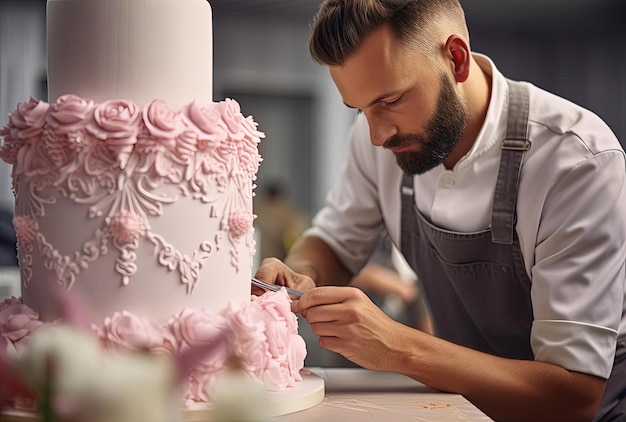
[292,285,405,370]
[253,257,317,296]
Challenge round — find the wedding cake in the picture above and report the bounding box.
[0,0,314,415]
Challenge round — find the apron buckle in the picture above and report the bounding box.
[502,139,531,151]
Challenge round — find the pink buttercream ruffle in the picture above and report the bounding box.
[0,290,306,405]
[0,95,263,199]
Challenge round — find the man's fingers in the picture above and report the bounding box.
[318,336,343,354]
[293,285,359,313]
[254,258,283,284]
[301,303,344,324]
[251,285,266,296]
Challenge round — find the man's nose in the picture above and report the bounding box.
[367,118,397,147]
[370,125,398,147]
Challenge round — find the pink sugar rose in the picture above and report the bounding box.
[254,290,306,387]
[101,311,177,353]
[184,101,228,147]
[169,308,230,361]
[13,215,38,243]
[46,95,95,130]
[143,100,186,139]
[0,296,22,311]
[262,317,291,362]
[9,97,49,139]
[107,210,147,244]
[253,291,298,360]
[218,98,246,141]
[228,210,252,239]
[223,303,269,377]
[90,99,141,138]
[253,290,298,334]
[88,100,141,169]
[0,302,44,344]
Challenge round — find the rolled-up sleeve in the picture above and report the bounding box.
[530,148,626,378]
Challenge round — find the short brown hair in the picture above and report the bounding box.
[309,0,467,66]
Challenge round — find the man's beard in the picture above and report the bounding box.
[384,73,468,175]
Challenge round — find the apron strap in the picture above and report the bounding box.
[491,80,531,244]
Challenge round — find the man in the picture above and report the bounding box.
[254,0,626,420]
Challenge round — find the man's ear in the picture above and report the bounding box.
[445,35,470,83]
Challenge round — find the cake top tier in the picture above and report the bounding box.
[46,0,213,109]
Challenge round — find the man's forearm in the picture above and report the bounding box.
[285,235,353,287]
[388,325,605,422]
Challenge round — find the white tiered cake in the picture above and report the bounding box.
[0,0,322,418]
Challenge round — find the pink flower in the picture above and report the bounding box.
[262,333,306,390]
[253,291,306,387]
[218,99,246,141]
[107,211,147,244]
[222,303,269,378]
[228,210,252,238]
[100,311,176,354]
[87,100,141,169]
[0,303,44,344]
[252,291,297,359]
[215,100,263,177]
[169,308,227,349]
[0,296,22,311]
[8,97,49,139]
[46,95,95,130]
[169,309,231,367]
[142,100,186,139]
[13,215,37,243]
[184,101,228,147]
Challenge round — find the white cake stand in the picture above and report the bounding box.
[184,370,325,419]
[0,371,325,421]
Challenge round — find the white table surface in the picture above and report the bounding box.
[1,367,493,421]
[277,367,493,421]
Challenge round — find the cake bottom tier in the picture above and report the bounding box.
[0,371,325,420]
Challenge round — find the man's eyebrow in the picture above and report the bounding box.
[343,90,402,110]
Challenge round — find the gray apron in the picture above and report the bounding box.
[399,80,625,421]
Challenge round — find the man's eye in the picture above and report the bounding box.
[383,95,403,107]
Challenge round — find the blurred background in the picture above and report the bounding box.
[1,0,625,217]
[0,0,625,363]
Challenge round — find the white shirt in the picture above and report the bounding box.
[306,54,626,379]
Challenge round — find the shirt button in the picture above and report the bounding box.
[443,177,455,188]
